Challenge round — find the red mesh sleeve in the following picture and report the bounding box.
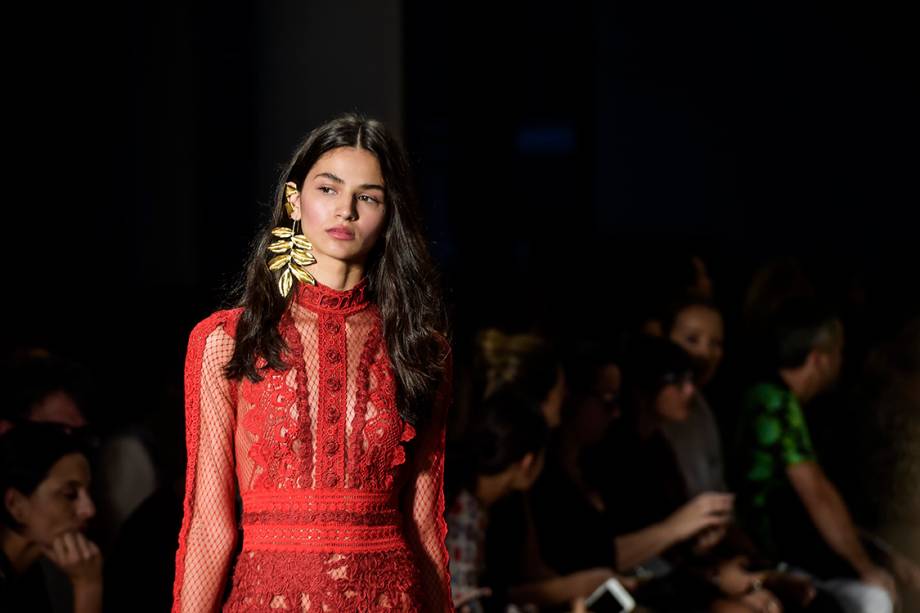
[402,349,454,612]
[172,311,240,612]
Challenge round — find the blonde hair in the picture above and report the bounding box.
[476,329,556,399]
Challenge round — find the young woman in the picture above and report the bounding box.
[172,114,452,611]
[1,422,101,613]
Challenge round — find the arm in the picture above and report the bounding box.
[786,461,880,577]
[402,349,453,612]
[507,568,614,608]
[172,313,240,612]
[614,492,734,571]
[615,522,682,571]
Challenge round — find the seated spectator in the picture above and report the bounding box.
[1,422,102,613]
[475,329,567,428]
[660,295,728,496]
[2,351,156,553]
[2,351,89,431]
[735,300,907,613]
[588,336,832,612]
[465,330,621,610]
[446,389,550,612]
[530,343,622,576]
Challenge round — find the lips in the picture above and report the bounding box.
[326,226,355,240]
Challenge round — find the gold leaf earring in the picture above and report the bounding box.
[267,182,317,297]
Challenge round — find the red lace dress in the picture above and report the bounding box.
[172,280,453,612]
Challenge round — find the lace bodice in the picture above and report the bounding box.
[172,280,452,611]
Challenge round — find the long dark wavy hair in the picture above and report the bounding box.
[225,113,448,426]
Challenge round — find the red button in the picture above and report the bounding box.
[324,474,338,487]
[326,407,340,423]
[327,378,342,392]
[326,349,342,364]
[324,321,341,334]
[325,440,338,455]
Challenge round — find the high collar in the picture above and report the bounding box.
[293,278,371,315]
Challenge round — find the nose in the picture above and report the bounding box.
[76,490,96,521]
[335,195,358,221]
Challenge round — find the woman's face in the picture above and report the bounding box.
[291,147,388,269]
[577,364,621,444]
[669,305,724,386]
[654,375,696,422]
[9,453,94,546]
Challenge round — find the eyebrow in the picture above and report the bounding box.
[313,172,384,192]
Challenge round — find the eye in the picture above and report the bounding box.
[60,488,78,501]
[318,186,336,195]
[357,194,382,204]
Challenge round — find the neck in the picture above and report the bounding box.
[1,529,42,575]
[309,257,365,291]
[474,473,512,508]
[779,368,814,403]
[559,425,582,470]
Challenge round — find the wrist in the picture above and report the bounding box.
[659,517,684,543]
[71,576,103,590]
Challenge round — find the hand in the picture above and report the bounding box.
[693,525,728,554]
[665,492,734,541]
[42,531,102,587]
[861,565,898,609]
[739,587,783,613]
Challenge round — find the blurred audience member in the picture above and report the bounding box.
[735,300,899,613]
[1,422,102,613]
[475,329,566,428]
[661,296,728,496]
[446,389,550,612]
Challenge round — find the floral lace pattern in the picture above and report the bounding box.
[173,280,453,612]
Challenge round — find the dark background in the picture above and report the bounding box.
[7,0,918,459]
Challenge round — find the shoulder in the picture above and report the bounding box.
[744,382,790,413]
[186,309,244,367]
[189,308,244,344]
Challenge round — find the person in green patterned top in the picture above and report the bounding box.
[741,381,817,551]
[736,301,897,613]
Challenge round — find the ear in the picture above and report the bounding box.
[285,181,302,221]
[4,488,29,525]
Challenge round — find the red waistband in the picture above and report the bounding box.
[241,489,405,553]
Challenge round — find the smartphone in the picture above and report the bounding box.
[584,578,636,613]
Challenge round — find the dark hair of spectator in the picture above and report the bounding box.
[0,422,88,531]
[620,335,695,424]
[768,299,842,370]
[446,388,550,499]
